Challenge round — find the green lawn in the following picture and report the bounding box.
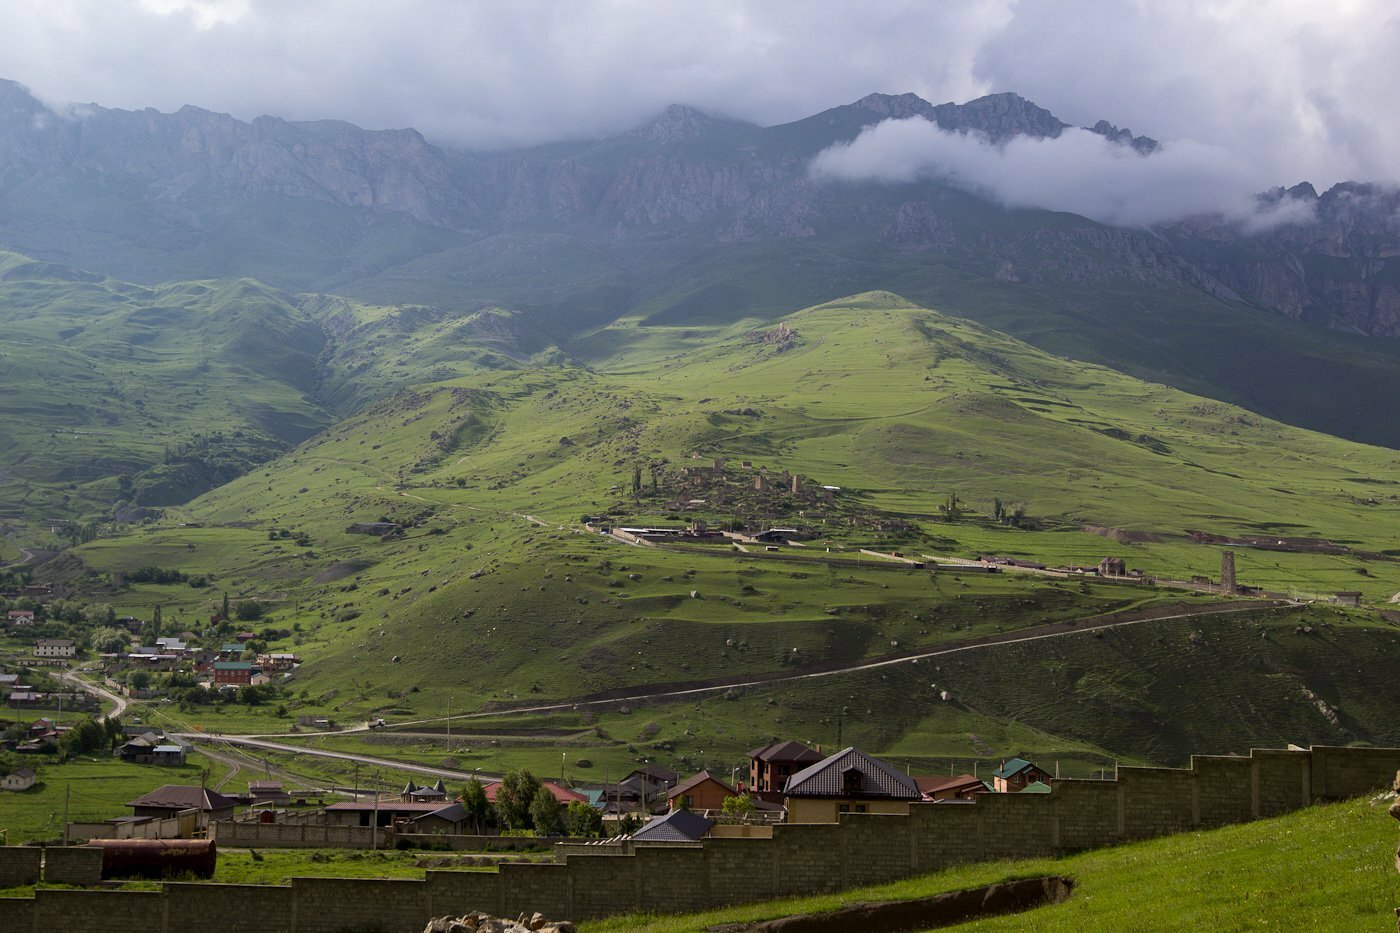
[582,795,1400,931]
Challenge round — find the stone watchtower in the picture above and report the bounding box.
[1220,550,1236,593]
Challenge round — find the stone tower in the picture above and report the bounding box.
[1221,550,1236,593]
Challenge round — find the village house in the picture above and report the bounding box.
[127,785,240,828]
[324,800,462,829]
[1,767,36,791]
[248,781,290,805]
[631,808,714,842]
[1098,556,1127,576]
[992,758,1054,793]
[1334,591,1363,607]
[748,740,824,798]
[34,638,76,659]
[916,774,991,801]
[668,771,738,813]
[6,610,35,627]
[484,779,588,814]
[151,744,188,766]
[258,652,301,673]
[213,661,256,686]
[782,747,923,823]
[615,765,678,812]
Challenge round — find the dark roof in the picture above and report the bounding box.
[783,747,922,800]
[632,808,714,842]
[127,785,239,812]
[411,802,466,824]
[214,661,254,671]
[622,765,678,784]
[916,774,989,796]
[668,770,737,799]
[325,801,452,813]
[992,758,1037,779]
[748,740,824,765]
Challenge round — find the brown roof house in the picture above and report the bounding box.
[127,785,239,828]
[748,740,824,799]
[668,771,739,813]
[917,774,992,801]
[632,808,714,842]
[782,747,923,823]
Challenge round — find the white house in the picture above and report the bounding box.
[1,768,36,791]
[35,638,76,659]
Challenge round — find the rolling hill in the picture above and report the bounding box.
[34,292,1400,776]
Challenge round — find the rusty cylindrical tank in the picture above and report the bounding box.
[86,838,217,879]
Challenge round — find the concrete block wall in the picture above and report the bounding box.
[42,846,103,885]
[163,883,295,933]
[0,846,41,887]
[32,889,160,933]
[3,744,1399,930]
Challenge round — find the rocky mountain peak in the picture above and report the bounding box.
[850,92,938,122]
[626,104,750,144]
[1087,119,1159,154]
[930,92,1068,143]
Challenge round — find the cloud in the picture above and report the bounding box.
[808,118,1314,228]
[0,0,1393,194]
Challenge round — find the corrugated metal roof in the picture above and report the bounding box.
[632,809,713,842]
[668,770,736,799]
[993,758,1034,779]
[783,747,921,799]
[748,740,824,764]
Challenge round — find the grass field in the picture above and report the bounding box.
[582,794,1400,931]
[0,752,235,845]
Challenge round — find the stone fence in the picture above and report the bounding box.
[0,744,1397,932]
[208,821,578,851]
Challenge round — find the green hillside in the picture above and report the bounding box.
[0,252,334,529]
[33,291,1400,776]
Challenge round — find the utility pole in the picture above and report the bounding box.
[62,784,70,841]
[560,751,566,787]
[446,696,452,741]
[371,772,380,850]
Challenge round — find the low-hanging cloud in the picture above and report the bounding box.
[809,118,1315,229]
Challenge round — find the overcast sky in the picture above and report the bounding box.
[1,0,1396,196]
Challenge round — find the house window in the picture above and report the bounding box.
[838,804,850,813]
[854,805,867,813]
[841,768,864,795]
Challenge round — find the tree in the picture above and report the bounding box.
[221,591,230,620]
[82,603,116,626]
[992,497,1004,522]
[90,626,129,654]
[129,670,151,690]
[938,492,962,522]
[631,465,642,497]
[494,769,541,831]
[149,604,164,642]
[721,793,756,820]
[461,777,490,834]
[530,785,564,835]
[234,600,265,622]
[564,799,603,837]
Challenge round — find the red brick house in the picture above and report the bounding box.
[213,661,256,685]
[668,771,738,812]
[748,740,824,798]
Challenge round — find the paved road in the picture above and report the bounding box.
[60,669,129,721]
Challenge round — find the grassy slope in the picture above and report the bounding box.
[0,251,333,524]
[581,794,1399,932]
[41,292,1400,777]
